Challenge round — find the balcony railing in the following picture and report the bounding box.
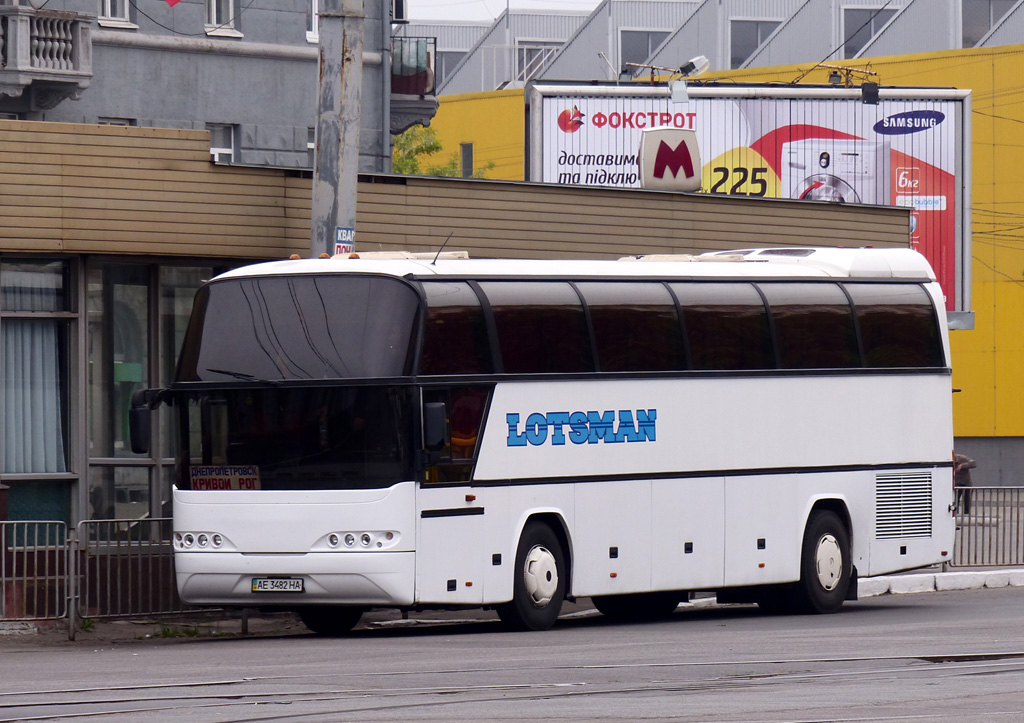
[0,5,92,110]
[391,35,435,96]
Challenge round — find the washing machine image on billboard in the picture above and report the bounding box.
[782,139,890,205]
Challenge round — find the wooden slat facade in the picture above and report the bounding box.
[0,121,910,261]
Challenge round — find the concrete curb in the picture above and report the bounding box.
[858,568,1024,598]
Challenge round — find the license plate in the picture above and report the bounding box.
[251,577,304,593]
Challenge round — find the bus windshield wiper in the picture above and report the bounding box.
[206,368,280,385]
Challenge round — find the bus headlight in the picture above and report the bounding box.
[174,531,231,551]
[316,531,401,551]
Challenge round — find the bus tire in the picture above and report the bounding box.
[592,592,679,621]
[297,606,364,636]
[497,521,566,631]
[794,511,851,614]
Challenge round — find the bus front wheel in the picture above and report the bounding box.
[794,511,851,614]
[497,521,566,631]
[297,606,364,636]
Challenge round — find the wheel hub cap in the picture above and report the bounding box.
[815,533,842,591]
[523,544,558,607]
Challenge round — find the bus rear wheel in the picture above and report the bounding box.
[793,511,851,614]
[497,521,566,631]
[592,592,680,621]
[297,606,364,635]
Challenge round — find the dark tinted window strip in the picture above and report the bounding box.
[751,282,781,369]
[663,282,694,371]
[466,279,503,374]
[411,366,951,385]
[568,281,601,372]
[468,460,955,488]
[417,279,946,375]
[837,282,866,366]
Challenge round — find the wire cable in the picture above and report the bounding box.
[791,1,894,84]
[126,0,260,38]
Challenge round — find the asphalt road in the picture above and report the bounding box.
[3,587,1024,722]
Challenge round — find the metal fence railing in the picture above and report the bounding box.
[1,521,69,622]
[72,518,187,627]
[952,486,1024,567]
[3,490,1024,637]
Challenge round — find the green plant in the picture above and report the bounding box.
[392,124,442,175]
[79,617,95,632]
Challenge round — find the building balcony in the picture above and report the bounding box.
[390,35,438,134]
[0,5,93,111]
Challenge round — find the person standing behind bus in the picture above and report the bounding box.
[954,453,976,515]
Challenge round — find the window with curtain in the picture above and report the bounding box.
[1,260,71,475]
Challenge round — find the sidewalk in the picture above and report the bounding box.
[4,567,1024,647]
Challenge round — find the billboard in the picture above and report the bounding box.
[529,84,971,315]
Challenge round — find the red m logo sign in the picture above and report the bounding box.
[653,140,695,180]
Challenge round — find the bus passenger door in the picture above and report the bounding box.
[651,477,726,591]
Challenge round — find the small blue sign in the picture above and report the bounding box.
[335,226,355,255]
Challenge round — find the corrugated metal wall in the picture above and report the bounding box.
[540,3,613,82]
[440,12,589,95]
[863,0,957,57]
[0,120,909,261]
[394,22,489,51]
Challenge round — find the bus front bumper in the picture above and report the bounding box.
[175,551,415,607]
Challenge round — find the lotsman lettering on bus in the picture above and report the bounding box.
[506,409,656,447]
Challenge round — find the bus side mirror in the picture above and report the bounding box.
[423,402,448,453]
[129,388,162,455]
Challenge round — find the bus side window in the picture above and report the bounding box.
[577,282,685,372]
[479,281,594,374]
[845,284,944,368]
[422,386,491,483]
[419,282,493,375]
[759,282,859,369]
[671,283,774,371]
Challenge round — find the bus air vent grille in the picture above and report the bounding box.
[875,472,933,539]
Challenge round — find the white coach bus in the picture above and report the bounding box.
[131,247,955,634]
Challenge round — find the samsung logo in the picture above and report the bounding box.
[874,110,945,135]
[507,409,657,447]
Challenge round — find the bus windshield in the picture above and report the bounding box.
[175,275,420,382]
[174,386,416,491]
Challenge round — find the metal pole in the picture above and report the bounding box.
[311,0,365,258]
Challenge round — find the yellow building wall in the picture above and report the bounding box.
[426,88,525,180]
[432,45,1024,439]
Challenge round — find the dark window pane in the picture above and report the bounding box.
[178,275,420,381]
[672,283,773,370]
[480,281,593,374]
[420,282,492,375]
[423,385,491,483]
[760,283,859,369]
[619,30,665,67]
[578,282,684,372]
[844,8,896,58]
[730,20,778,68]
[846,284,944,368]
[178,386,415,491]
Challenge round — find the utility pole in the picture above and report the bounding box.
[311,0,364,258]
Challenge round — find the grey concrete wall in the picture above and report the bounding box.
[16,0,390,172]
